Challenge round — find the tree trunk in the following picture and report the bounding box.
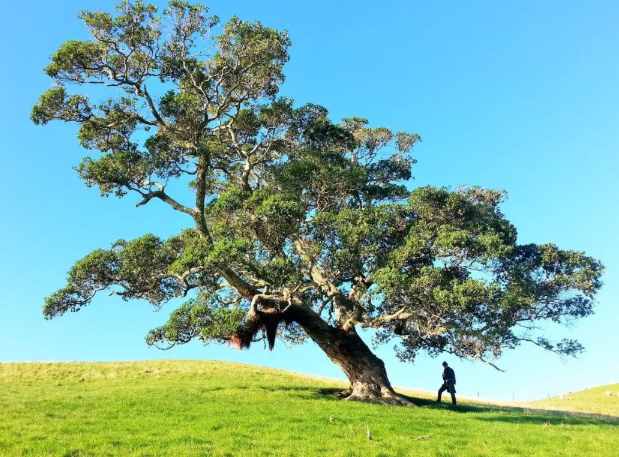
[289,306,414,406]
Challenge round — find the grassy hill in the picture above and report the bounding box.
[0,361,617,457]
[526,384,619,417]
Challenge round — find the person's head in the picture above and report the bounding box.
[442,361,448,368]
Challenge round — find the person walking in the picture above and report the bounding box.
[437,361,457,405]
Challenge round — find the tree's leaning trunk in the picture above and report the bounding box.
[289,306,414,406]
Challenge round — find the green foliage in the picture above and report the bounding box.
[145,297,246,347]
[34,1,603,368]
[44,40,108,81]
[167,229,212,275]
[371,187,602,362]
[44,232,217,318]
[214,16,290,99]
[77,98,139,151]
[31,86,91,124]
[77,150,146,197]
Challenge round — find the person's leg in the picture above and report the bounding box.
[437,384,446,402]
[450,391,456,405]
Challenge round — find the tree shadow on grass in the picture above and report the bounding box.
[258,384,328,393]
[199,382,617,427]
[312,387,619,426]
[415,395,619,426]
[475,412,619,426]
[201,384,322,394]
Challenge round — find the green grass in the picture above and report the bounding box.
[0,361,617,456]
[527,383,619,417]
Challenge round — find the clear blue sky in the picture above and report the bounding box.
[1,0,618,401]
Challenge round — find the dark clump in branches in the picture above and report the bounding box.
[33,0,603,404]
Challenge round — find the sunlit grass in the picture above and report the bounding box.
[0,360,617,456]
[526,383,619,417]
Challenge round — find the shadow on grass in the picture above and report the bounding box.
[255,384,329,394]
[312,387,619,426]
[200,384,338,395]
[205,383,619,426]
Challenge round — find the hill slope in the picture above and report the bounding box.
[527,384,619,417]
[0,361,617,457]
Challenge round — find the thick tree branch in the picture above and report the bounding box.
[220,267,260,300]
[194,154,213,242]
[136,189,195,216]
[364,308,413,327]
[137,84,167,127]
[293,239,360,330]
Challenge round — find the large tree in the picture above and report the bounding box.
[33,1,603,404]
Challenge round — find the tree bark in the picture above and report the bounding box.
[289,305,414,406]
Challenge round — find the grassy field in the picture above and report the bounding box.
[526,383,619,417]
[0,361,617,457]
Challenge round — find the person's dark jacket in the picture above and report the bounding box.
[443,366,456,385]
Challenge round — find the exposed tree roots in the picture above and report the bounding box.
[338,386,416,406]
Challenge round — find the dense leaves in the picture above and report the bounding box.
[145,295,246,348]
[371,187,602,363]
[36,1,602,370]
[44,232,218,318]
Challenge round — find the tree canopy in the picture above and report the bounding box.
[33,0,603,403]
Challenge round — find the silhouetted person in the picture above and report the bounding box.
[437,361,457,405]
